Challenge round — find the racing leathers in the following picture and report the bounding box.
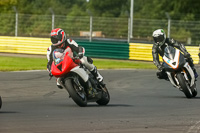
[47,39,103,88]
[152,38,198,79]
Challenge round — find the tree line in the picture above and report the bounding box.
[0,0,200,45]
[1,0,200,20]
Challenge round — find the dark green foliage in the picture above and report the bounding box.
[0,0,200,45]
[87,0,129,17]
[1,0,200,20]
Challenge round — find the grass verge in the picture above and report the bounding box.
[0,56,156,71]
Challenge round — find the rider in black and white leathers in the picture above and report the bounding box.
[47,38,84,71]
[47,28,103,89]
[152,29,198,79]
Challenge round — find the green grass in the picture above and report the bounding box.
[93,58,156,69]
[0,56,156,71]
[0,56,47,71]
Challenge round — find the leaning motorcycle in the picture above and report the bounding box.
[50,48,110,107]
[162,46,197,98]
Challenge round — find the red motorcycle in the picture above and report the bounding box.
[50,48,110,107]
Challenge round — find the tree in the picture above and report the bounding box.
[87,0,129,17]
[133,0,200,21]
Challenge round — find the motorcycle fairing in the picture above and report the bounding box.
[183,62,195,87]
[166,72,178,88]
[163,49,180,70]
[166,62,195,89]
[51,55,78,78]
[70,66,89,82]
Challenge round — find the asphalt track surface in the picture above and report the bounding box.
[0,69,200,133]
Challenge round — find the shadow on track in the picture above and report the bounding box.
[52,103,133,108]
[0,111,19,114]
[86,104,133,107]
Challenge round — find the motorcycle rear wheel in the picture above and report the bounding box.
[64,78,87,107]
[176,73,193,98]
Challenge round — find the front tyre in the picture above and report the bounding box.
[192,89,197,97]
[96,86,110,105]
[64,78,87,107]
[191,83,197,97]
[176,73,193,98]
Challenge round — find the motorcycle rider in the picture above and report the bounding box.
[47,28,104,89]
[152,29,198,80]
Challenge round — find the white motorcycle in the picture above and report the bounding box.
[162,46,197,98]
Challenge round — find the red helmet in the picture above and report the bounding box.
[50,28,66,47]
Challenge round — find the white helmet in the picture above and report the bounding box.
[152,29,166,46]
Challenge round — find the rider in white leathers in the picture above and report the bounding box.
[47,28,103,89]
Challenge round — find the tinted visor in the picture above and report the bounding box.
[51,36,63,47]
[51,37,59,44]
[153,35,164,44]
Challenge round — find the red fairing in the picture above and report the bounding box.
[51,55,78,78]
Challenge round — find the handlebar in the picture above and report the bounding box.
[73,56,81,64]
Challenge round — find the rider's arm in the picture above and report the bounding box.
[169,38,190,57]
[47,45,53,72]
[152,44,163,70]
[66,39,84,58]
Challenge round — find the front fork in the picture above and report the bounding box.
[166,72,180,89]
[68,75,96,97]
[73,76,84,91]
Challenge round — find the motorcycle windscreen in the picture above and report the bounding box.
[164,46,176,60]
[51,54,78,77]
[52,48,65,65]
[163,46,177,71]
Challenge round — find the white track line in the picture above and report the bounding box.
[186,121,200,133]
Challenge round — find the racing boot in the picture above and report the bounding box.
[90,67,105,86]
[56,78,63,89]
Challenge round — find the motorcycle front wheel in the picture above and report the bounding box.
[64,78,87,107]
[191,83,197,97]
[176,73,193,98]
[96,86,110,105]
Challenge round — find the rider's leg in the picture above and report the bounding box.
[80,56,103,82]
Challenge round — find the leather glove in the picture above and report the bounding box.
[78,52,83,59]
